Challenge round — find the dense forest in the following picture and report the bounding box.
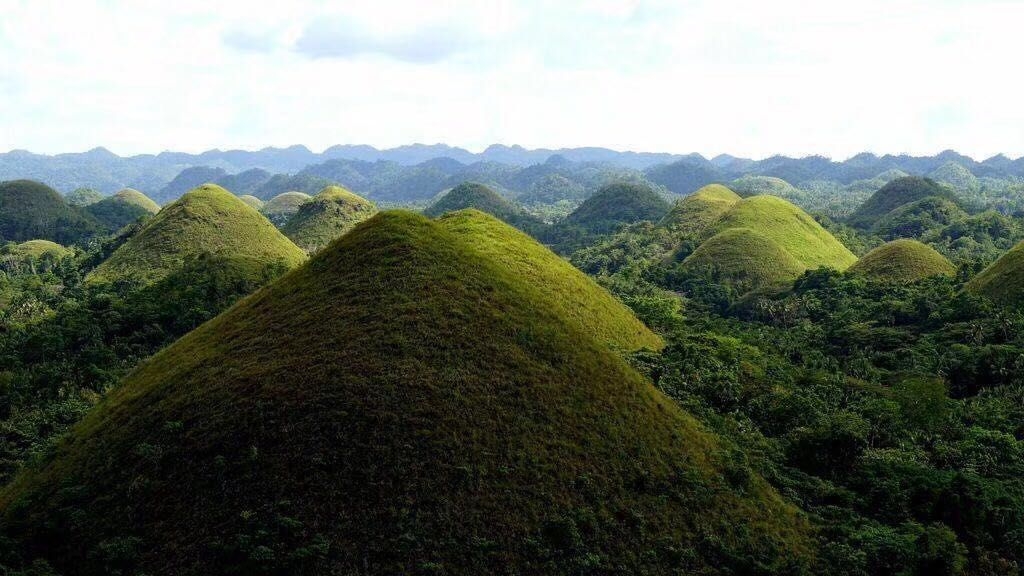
[0,148,1023,575]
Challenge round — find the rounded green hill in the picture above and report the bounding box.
[0,210,810,575]
[660,183,740,236]
[681,227,806,292]
[966,240,1024,307]
[283,185,378,253]
[64,188,103,207]
[87,184,306,285]
[425,182,543,234]
[709,195,858,271]
[847,176,957,229]
[563,181,671,235]
[237,194,264,210]
[9,239,72,259]
[729,176,800,199]
[0,180,99,244]
[261,191,312,226]
[438,209,662,351]
[872,196,967,240]
[84,188,160,231]
[848,239,956,283]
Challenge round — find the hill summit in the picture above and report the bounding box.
[88,183,306,285]
[659,183,740,236]
[282,185,378,252]
[84,188,160,230]
[424,182,543,234]
[261,191,312,226]
[847,176,957,229]
[563,181,671,235]
[0,210,809,575]
[848,239,956,283]
[0,180,99,244]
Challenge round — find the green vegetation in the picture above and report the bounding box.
[729,175,801,199]
[260,191,312,226]
[680,228,806,292]
[8,240,71,260]
[83,188,160,231]
[438,209,662,351]
[709,195,858,270]
[966,240,1024,306]
[847,177,959,229]
[424,182,544,235]
[0,211,810,575]
[562,181,671,236]
[64,188,103,207]
[0,180,100,244]
[848,239,956,283]
[872,196,968,240]
[237,194,264,210]
[282,185,378,252]
[659,183,740,236]
[88,184,306,285]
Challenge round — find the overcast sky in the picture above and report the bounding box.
[1,0,1022,160]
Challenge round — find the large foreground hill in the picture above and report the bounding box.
[0,211,810,575]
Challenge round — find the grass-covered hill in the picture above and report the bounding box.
[437,209,662,351]
[0,210,810,575]
[237,194,264,210]
[83,188,160,230]
[847,239,957,283]
[659,184,740,236]
[709,195,858,270]
[847,176,958,229]
[261,191,312,226]
[871,196,968,240]
[0,180,100,244]
[966,240,1024,306]
[88,184,306,285]
[728,175,801,199]
[64,187,103,207]
[282,185,378,253]
[680,227,807,292]
[562,181,671,235]
[424,182,544,234]
[8,239,72,260]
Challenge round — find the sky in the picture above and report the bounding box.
[1,0,1022,160]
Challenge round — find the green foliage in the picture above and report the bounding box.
[64,188,103,207]
[237,195,264,210]
[848,240,956,283]
[659,184,740,237]
[0,180,100,245]
[83,189,159,231]
[88,184,306,285]
[424,182,544,236]
[681,228,806,293]
[561,181,671,236]
[0,210,811,575]
[848,177,959,230]
[967,240,1024,307]
[282,186,377,253]
[873,196,968,240]
[260,192,312,227]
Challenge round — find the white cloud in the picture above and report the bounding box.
[0,0,1021,160]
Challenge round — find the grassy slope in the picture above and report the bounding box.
[114,189,161,213]
[88,184,306,285]
[728,176,799,199]
[682,227,806,291]
[0,180,99,244]
[237,195,264,210]
[660,184,740,237]
[871,196,967,239]
[438,209,662,351]
[966,240,1024,306]
[564,182,671,234]
[282,185,378,253]
[84,189,160,231]
[847,176,957,229]
[424,182,544,235]
[848,239,956,283]
[710,195,858,270]
[1,211,810,575]
[261,191,312,216]
[11,240,71,259]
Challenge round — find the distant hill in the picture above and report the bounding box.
[0,180,100,244]
[847,177,958,229]
[154,166,228,204]
[83,188,160,230]
[848,239,956,283]
[0,210,809,575]
[7,239,72,260]
[660,184,740,237]
[64,187,103,207]
[214,168,273,196]
[254,173,335,200]
[261,191,312,226]
[645,156,724,195]
[424,182,544,235]
[88,184,306,285]
[966,240,1024,306]
[237,194,264,210]
[928,161,980,193]
[562,182,671,235]
[709,195,858,271]
[681,227,806,292]
[282,185,378,252]
[872,196,968,240]
[729,175,801,199]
